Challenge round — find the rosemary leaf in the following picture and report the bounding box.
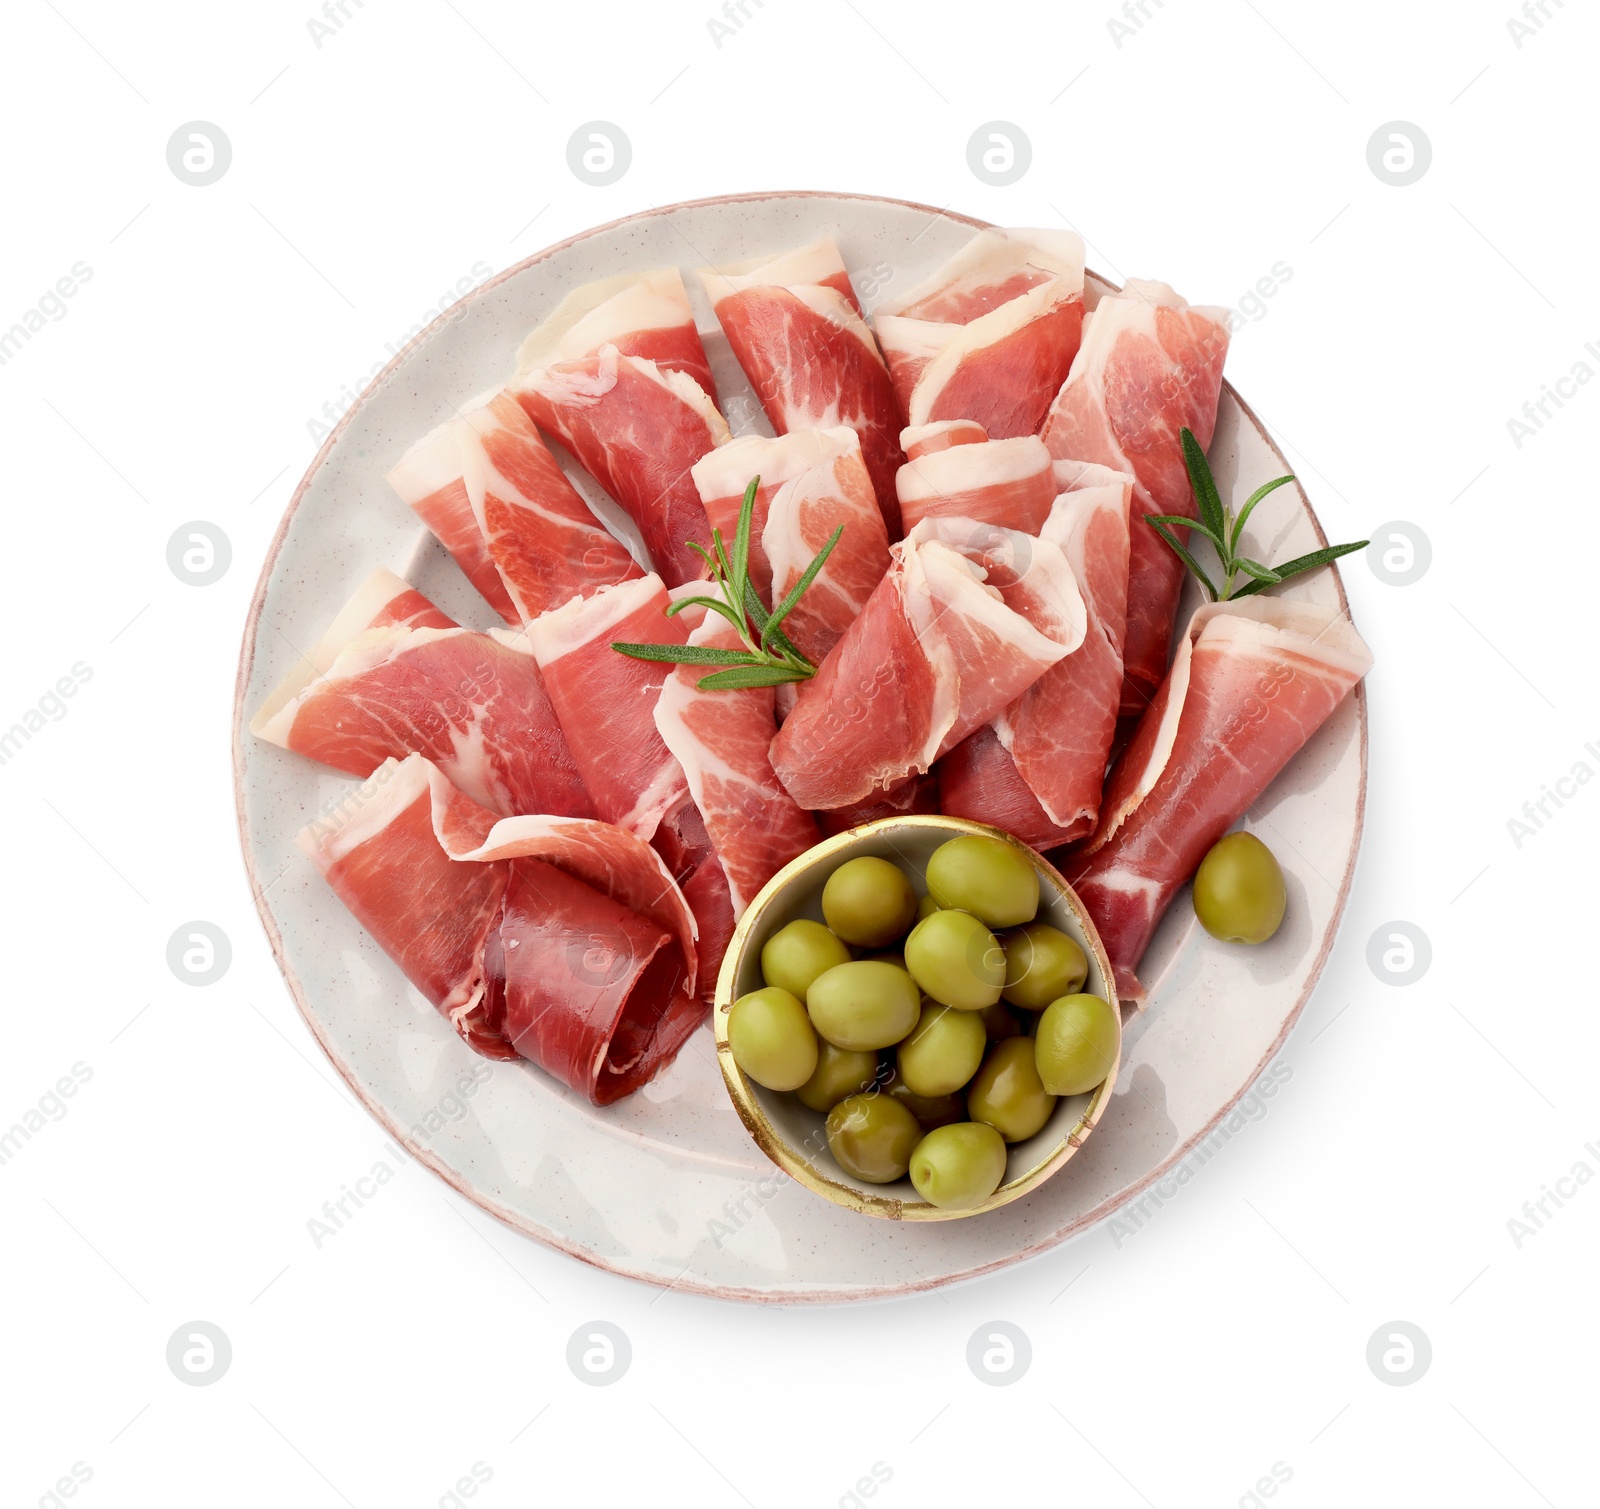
[1144,516,1218,601]
[1230,540,1370,596]
[610,641,767,667]
[763,524,844,647]
[1234,557,1283,583]
[1147,513,1228,554]
[1230,475,1297,553]
[1181,428,1227,542]
[697,664,812,690]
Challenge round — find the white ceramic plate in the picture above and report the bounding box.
[233,192,1367,1303]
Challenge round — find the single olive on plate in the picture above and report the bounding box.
[1192,831,1286,945]
[979,1002,1023,1041]
[904,908,1005,1010]
[761,919,851,1001]
[825,1092,922,1183]
[1001,922,1088,1009]
[897,1003,987,1097]
[925,835,1039,929]
[881,1071,966,1131]
[805,960,921,1051]
[968,1037,1057,1142]
[726,987,818,1092]
[795,1041,881,1113]
[909,1121,1008,1210]
[822,856,919,948]
[1034,993,1120,1097]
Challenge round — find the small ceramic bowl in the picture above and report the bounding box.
[713,815,1121,1221]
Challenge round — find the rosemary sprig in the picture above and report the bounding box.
[1145,429,1369,602]
[611,475,843,690]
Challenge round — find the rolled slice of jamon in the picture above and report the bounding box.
[939,463,1133,848]
[299,755,703,1103]
[516,266,718,399]
[1060,599,1372,1002]
[513,347,729,588]
[1041,279,1231,719]
[523,574,690,842]
[654,615,819,916]
[895,424,1058,537]
[252,596,593,819]
[874,230,1085,439]
[817,773,941,837]
[769,517,1084,811]
[387,390,641,625]
[698,239,906,537]
[249,567,456,733]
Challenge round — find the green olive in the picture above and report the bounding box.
[805,960,921,1051]
[1193,832,1286,944]
[979,1003,1023,1041]
[1001,922,1088,1009]
[968,1037,1057,1142]
[904,908,1005,1010]
[1034,993,1120,1096]
[821,856,918,947]
[882,1071,966,1130]
[795,1041,881,1113]
[726,986,818,1091]
[896,1003,987,1097]
[915,893,941,922]
[909,1121,1008,1210]
[925,835,1039,928]
[825,1093,922,1183]
[760,919,851,1000]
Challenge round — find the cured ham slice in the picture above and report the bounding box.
[252,609,593,819]
[817,774,940,837]
[523,574,690,841]
[1060,599,1372,1001]
[250,568,455,732]
[1041,279,1231,719]
[516,266,718,399]
[769,518,1084,811]
[654,615,819,915]
[387,390,640,625]
[299,755,703,1103]
[513,347,729,588]
[895,425,1057,537]
[698,239,906,537]
[939,464,1134,847]
[874,230,1085,439]
[682,851,736,1003]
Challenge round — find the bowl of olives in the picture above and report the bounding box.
[712,817,1122,1221]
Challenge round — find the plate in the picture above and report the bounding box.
[233,192,1367,1303]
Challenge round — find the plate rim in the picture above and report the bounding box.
[230,189,1369,1304]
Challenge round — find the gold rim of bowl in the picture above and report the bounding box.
[712,815,1122,1221]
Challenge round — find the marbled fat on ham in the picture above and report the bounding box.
[769,519,1082,810]
[513,347,729,588]
[252,607,593,820]
[523,574,690,841]
[516,266,719,400]
[387,390,640,625]
[1041,279,1231,719]
[1060,599,1372,1001]
[299,756,703,1102]
[700,239,906,537]
[875,230,1085,439]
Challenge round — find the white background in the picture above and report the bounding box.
[1,0,1593,1504]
